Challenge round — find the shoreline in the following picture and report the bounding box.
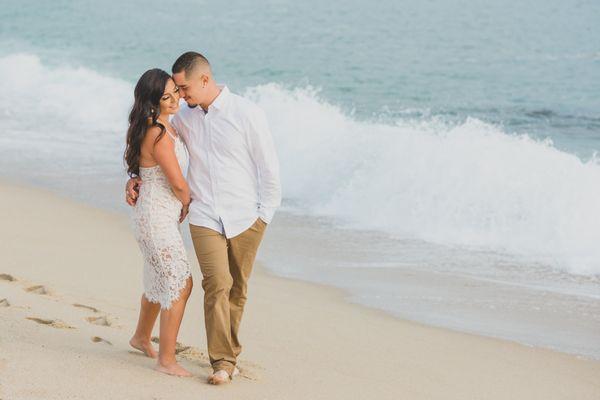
[1,180,599,399]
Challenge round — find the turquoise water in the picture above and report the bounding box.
[2,0,599,155]
[1,0,600,358]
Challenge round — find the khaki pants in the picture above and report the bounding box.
[189,218,267,375]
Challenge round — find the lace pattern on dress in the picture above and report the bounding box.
[131,131,191,309]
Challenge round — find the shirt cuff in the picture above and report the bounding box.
[258,206,277,224]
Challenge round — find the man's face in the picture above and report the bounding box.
[172,70,207,107]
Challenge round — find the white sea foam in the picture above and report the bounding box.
[0,53,131,145]
[246,84,600,275]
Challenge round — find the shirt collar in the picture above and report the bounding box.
[208,85,229,113]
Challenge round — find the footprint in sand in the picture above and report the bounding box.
[91,336,113,345]
[176,346,212,369]
[86,315,113,327]
[177,347,209,362]
[150,336,191,354]
[175,343,192,354]
[150,336,208,360]
[235,361,264,381]
[73,303,100,313]
[0,273,16,282]
[0,298,10,307]
[26,317,75,329]
[25,285,50,295]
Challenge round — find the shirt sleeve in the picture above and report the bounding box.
[246,106,282,224]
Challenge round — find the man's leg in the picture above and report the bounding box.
[227,218,267,358]
[189,224,236,376]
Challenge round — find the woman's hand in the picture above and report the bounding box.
[179,204,190,223]
[126,177,142,206]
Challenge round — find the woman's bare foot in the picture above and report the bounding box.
[129,336,158,358]
[154,361,193,377]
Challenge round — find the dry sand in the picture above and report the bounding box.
[0,181,598,399]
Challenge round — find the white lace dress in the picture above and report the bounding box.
[132,129,191,310]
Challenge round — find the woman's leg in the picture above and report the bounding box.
[129,294,160,358]
[155,277,193,376]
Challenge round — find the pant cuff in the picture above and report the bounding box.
[212,360,235,375]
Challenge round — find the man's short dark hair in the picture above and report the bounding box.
[172,52,210,76]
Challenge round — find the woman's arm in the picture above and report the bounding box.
[150,127,191,206]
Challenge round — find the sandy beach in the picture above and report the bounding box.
[0,180,599,400]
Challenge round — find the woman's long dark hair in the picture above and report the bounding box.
[124,68,172,177]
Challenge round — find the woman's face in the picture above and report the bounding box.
[159,78,180,115]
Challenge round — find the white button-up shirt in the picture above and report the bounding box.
[171,86,281,238]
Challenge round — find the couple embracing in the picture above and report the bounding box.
[123,51,281,384]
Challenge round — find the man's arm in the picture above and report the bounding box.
[247,107,281,223]
[125,176,141,206]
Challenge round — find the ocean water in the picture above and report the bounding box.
[1,1,599,358]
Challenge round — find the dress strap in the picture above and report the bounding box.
[157,122,178,141]
[165,125,177,142]
[165,128,178,141]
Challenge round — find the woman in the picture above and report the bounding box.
[124,68,193,377]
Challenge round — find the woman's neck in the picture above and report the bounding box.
[156,114,170,126]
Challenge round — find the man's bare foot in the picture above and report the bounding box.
[154,362,193,377]
[129,336,158,358]
[208,369,231,385]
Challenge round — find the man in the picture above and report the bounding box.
[126,51,281,385]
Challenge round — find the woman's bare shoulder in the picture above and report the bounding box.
[144,125,171,146]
